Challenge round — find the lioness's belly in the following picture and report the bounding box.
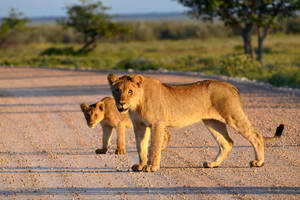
[166,107,223,128]
[167,113,203,128]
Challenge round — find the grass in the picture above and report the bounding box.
[0,34,299,88]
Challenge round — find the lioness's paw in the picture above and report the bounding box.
[95,148,107,154]
[203,161,219,168]
[249,160,264,167]
[131,164,145,172]
[115,148,126,155]
[144,165,159,172]
[131,164,159,172]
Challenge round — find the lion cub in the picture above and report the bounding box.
[81,97,170,154]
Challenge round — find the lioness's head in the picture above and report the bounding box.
[107,73,144,113]
[80,101,105,128]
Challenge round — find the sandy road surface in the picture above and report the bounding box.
[0,67,299,199]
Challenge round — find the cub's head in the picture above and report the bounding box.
[107,73,144,113]
[80,101,105,128]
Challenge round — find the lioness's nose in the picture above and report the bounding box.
[119,102,125,106]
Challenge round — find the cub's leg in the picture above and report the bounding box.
[115,124,126,154]
[132,124,150,172]
[95,125,113,154]
[226,113,264,167]
[203,119,233,168]
[161,128,171,151]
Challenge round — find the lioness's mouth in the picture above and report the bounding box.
[118,107,129,113]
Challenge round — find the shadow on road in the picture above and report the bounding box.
[0,186,299,196]
[0,84,111,97]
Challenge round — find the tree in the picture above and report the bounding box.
[177,0,300,61]
[58,0,129,54]
[0,8,28,47]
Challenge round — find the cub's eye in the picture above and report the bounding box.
[128,89,133,95]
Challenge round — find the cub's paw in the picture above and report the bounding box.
[115,148,126,155]
[203,161,219,168]
[249,160,264,167]
[131,164,146,172]
[95,148,107,154]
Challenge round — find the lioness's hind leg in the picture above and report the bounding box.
[161,128,171,151]
[226,115,264,167]
[203,119,233,168]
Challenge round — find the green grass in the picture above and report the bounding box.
[0,34,299,88]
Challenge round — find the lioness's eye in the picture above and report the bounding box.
[115,88,121,93]
[128,89,133,95]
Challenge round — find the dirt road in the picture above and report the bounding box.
[0,67,299,199]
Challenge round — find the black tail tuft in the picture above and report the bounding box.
[275,124,284,137]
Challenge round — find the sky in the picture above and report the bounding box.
[0,0,187,17]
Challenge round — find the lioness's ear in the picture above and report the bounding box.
[133,74,144,87]
[107,73,118,86]
[80,103,89,111]
[96,101,104,111]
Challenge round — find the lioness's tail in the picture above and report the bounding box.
[263,124,284,142]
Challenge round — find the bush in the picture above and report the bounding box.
[116,58,161,71]
[27,25,83,44]
[220,54,264,80]
[40,47,78,56]
[286,17,300,34]
[268,70,300,88]
[119,21,233,41]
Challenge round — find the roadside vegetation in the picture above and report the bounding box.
[0,3,299,88]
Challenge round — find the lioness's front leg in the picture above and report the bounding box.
[144,123,165,172]
[115,124,126,154]
[95,125,113,154]
[131,124,150,172]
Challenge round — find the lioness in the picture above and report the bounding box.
[80,97,170,154]
[108,73,284,172]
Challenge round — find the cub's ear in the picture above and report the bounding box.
[107,73,119,86]
[80,103,89,112]
[96,101,104,111]
[133,74,144,87]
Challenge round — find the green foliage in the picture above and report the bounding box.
[286,17,300,33]
[40,47,79,56]
[2,18,300,45]
[58,0,129,53]
[0,8,28,47]
[220,54,265,79]
[0,35,299,88]
[27,25,83,44]
[268,70,300,87]
[177,0,300,60]
[116,58,161,71]
[177,0,300,27]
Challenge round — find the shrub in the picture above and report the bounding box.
[220,54,264,80]
[286,17,300,34]
[116,58,160,71]
[40,47,78,56]
[268,70,300,88]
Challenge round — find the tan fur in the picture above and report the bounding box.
[108,74,283,172]
[80,97,170,154]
